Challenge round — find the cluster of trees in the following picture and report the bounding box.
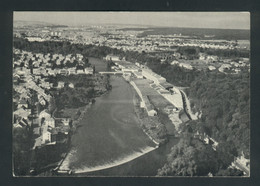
[157,133,244,176]
[45,74,111,111]
[185,68,250,158]
[201,48,249,58]
[177,47,200,60]
[46,75,95,109]
[14,37,122,58]
[144,60,200,87]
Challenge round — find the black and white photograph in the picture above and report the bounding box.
[12,11,250,177]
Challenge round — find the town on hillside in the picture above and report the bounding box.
[13,12,250,177]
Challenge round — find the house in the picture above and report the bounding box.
[171,60,179,65]
[41,125,53,144]
[13,122,23,128]
[39,96,46,105]
[179,63,193,70]
[39,110,51,120]
[17,99,28,109]
[85,67,93,74]
[68,68,76,75]
[173,52,181,59]
[44,117,55,128]
[76,69,85,74]
[208,66,216,71]
[199,53,207,60]
[57,81,65,89]
[164,105,175,114]
[61,118,70,126]
[219,64,232,72]
[33,127,41,136]
[13,107,30,120]
[18,117,31,128]
[148,109,157,116]
[105,55,120,62]
[68,83,74,88]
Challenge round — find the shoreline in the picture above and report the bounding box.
[57,77,162,174]
[75,146,158,174]
[56,76,166,175]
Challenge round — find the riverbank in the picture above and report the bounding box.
[56,92,111,173]
[74,146,158,173]
[56,76,161,175]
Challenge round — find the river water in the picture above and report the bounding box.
[60,57,179,176]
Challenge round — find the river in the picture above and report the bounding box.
[60,57,179,176]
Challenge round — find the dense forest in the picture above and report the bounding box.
[157,133,244,176]
[157,67,249,176]
[186,68,250,158]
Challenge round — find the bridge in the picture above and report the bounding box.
[99,71,124,75]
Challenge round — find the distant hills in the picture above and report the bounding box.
[13,20,249,40]
[14,20,68,28]
[119,27,250,40]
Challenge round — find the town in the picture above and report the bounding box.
[13,17,250,177]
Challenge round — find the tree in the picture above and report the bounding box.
[157,137,218,176]
[216,168,244,176]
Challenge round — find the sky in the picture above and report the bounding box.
[14,12,250,30]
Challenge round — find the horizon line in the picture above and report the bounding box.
[13,20,250,31]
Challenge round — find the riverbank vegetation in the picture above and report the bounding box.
[185,68,250,159]
[133,94,168,144]
[47,74,109,111]
[157,133,244,176]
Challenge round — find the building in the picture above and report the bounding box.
[41,125,53,144]
[179,63,193,70]
[44,117,55,128]
[208,66,216,71]
[61,118,70,126]
[17,99,28,109]
[85,67,94,74]
[142,69,166,85]
[171,60,179,65]
[105,55,120,62]
[39,110,51,121]
[57,81,65,89]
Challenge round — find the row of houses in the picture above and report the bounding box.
[13,49,87,74]
[13,49,77,150]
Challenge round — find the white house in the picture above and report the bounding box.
[18,99,28,109]
[57,81,65,89]
[171,60,179,65]
[85,67,93,74]
[208,66,216,71]
[42,125,52,144]
[68,83,74,88]
[39,110,51,120]
[61,118,70,126]
[105,55,120,62]
[44,117,55,128]
[179,63,193,70]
